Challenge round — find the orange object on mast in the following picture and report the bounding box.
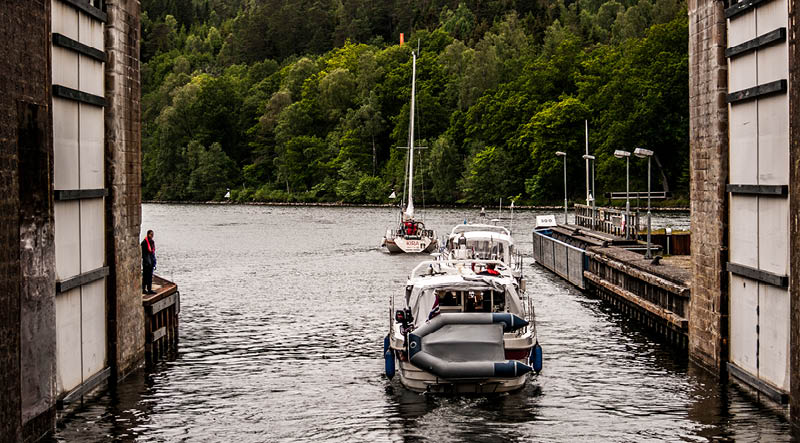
[400,33,404,46]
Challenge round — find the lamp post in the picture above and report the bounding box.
[634,148,654,258]
[614,150,631,239]
[556,151,567,224]
[582,154,595,230]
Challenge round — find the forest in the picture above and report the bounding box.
[141,0,689,205]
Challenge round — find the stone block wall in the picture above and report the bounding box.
[687,0,729,373]
[105,0,145,380]
[0,1,56,441]
[789,0,800,429]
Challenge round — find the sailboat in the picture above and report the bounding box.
[382,48,437,254]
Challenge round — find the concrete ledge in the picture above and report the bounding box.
[586,249,691,296]
[584,270,688,329]
[587,246,692,286]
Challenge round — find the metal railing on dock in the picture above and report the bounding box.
[574,204,640,238]
[532,230,586,289]
[143,275,180,364]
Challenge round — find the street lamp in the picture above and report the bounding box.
[634,148,654,258]
[614,150,631,239]
[556,151,567,224]
[582,154,595,230]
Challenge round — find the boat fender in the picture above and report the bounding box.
[385,350,396,379]
[407,333,423,360]
[493,361,534,377]
[384,335,396,379]
[491,313,529,332]
[531,341,543,374]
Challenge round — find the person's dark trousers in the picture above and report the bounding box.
[143,265,154,293]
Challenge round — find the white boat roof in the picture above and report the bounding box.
[450,223,510,237]
[408,260,514,283]
[407,273,515,290]
[450,230,514,244]
[404,260,523,327]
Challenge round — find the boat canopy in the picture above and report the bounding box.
[450,224,510,236]
[406,275,523,328]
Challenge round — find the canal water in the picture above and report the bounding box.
[50,204,794,442]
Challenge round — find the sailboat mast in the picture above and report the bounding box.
[404,50,417,220]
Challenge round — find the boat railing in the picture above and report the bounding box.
[574,204,640,238]
[391,228,435,238]
[512,250,524,274]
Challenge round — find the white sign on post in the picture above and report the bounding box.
[535,215,557,229]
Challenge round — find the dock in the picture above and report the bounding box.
[532,221,690,348]
[143,276,181,364]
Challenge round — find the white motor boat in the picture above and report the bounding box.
[382,47,437,254]
[444,223,524,283]
[384,259,541,394]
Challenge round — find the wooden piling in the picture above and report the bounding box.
[142,275,180,364]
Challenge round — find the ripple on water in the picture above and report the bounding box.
[48,205,795,443]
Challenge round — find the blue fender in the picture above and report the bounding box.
[385,351,396,379]
[384,335,395,379]
[531,341,543,374]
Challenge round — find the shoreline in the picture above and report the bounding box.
[143,200,691,212]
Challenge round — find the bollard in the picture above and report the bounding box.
[665,227,672,255]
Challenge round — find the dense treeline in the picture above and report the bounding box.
[141,0,689,205]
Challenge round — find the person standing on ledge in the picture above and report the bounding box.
[141,230,156,295]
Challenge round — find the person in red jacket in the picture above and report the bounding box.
[141,230,156,294]
[478,263,500,276]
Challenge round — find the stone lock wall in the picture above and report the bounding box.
[1,0,145,439]
[105,0,145,380]
[0,1,57,441]
[789,0,800,428]
[688,0,730,373]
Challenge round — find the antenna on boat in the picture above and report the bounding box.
[510,200,515,234]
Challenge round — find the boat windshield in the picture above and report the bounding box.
[469,240,505,260]
[436,289,505,313]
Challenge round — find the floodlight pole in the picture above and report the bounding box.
[646,155,652,259]
[563,155,568,224]
[556,151,567,224]
[625,156,630,239]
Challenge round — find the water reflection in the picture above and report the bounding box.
[47,204,794,442]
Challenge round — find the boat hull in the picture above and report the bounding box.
[384,235,437,254]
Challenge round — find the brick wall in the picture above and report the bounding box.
[687,0,729,373]
[0,1,55,441]
[105,0,145,380]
